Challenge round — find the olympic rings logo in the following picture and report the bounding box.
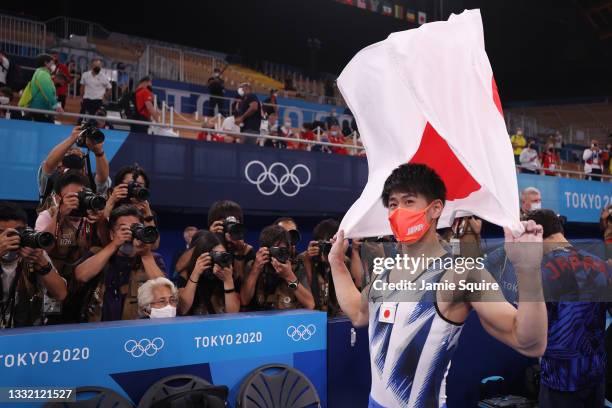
[244,161,311,197]
[286,324,317,342]
[123,337,165,358]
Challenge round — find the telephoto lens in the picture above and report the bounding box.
[77,188,107,214]
[211,251,233,268]
[17,227,55,249]
[268,246,290,263]
[223,216,245,241]
[318,240,332,257]
[76,122,105,147]
[127,181,150,202]
[130,223,159,244]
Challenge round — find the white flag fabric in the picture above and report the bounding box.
[337,9,523,238]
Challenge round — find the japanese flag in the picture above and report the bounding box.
[337,9,523,238]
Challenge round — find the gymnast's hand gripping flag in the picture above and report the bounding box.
[337,9,524,238]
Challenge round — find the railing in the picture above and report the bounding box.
[3,105,610,181]
[0,14,46,57]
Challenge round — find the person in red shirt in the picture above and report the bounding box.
[298,123,317,151]
[541,144,560,176]
[327,125,349,155]
[51,53,72,109]
[131,76,160,134]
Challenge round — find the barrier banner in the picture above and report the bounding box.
[0,310,327,407]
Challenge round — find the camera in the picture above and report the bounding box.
[318,240,332,257]
[223,216,245,241]
[13,227,55,249]
[76,120,105,148]
[268,246,290,263]
[211,251,233,268]
[288,229,301,246]
[72,188,107,217]
[130,223,159,244]
[127,181,150,202]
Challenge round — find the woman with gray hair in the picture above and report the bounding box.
[137,277,178,318]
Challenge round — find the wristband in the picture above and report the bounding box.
[93,150,105,157]
[36,262,53,276]
[143,216,155,223]
[189,277,199,284]
[224,288,236,294]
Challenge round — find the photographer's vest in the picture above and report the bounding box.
[250,261,300,310]
[0,261,43,328]
[86,257,150,322]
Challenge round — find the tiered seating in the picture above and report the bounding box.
[88,37,141,64]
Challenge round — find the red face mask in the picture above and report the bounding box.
[388,202,436,244]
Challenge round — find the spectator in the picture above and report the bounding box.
[262,113,287,149]
[79,58,111,116]
[583,139,604,181]
[116,62,130,100]
[0,51,9,87]
[299,122,317,151]
[177,231,240,315]
[284,76,296,92]
[137,277,178,319]
[451,216,483,259]
[263,89,279,117]
[0,201,67,328]
[234,82,262,145]
[554,131,563,149]
[519,139,540,174]
[327,125,349,155]
[603,142,611,175]
[131,76,160,134]
[0,86,15,119]
[325,108,340,130]
[68,60,79,96]
[312,125,333,154]
[207,68,225,116]
[510,128,527,164]
[51,52,72,109]
[37,126,110,209]
[241,225,314,311]
[34,171,107,324]
[28,54,63,122]
[74,205,166,322]
[520,186,542,219]
[541,144,560,176]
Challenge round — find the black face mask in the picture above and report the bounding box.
[92,67,101,74]
[62,154,84,170]
[147,85,153,91]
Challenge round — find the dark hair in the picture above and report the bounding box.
[524,209,563,239]
[91,58,102,64]
[109,205,144,230]
[0,87,12,99]
[113,165,150,188]
[381,163,446,207]
[207,200,243,227]
[188,229,209,249]
[138,76,152,85]
[36,54,53,68]
[313,219,339,241]
[54,170,90,195]
[0,201,27,224]
[259,225,290,248]
[274,217,297,227]
[186,231,224,273]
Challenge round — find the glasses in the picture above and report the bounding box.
[150,297,178,308]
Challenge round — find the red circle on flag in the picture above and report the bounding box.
[384,310,390,318]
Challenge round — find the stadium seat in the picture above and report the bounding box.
[137,374,228,408]
[236,364,320,408]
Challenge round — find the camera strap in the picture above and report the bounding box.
[84,150,97,194]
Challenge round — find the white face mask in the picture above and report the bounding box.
[530,202,542,211]
[48,63,57,73]
[237,88,245,97]
[149,304,176,319]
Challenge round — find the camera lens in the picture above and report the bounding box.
[18,228,55,249]
[289,229,301,246]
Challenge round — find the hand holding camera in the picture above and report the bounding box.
[63,188,106,218]
[307,240,320,258]
[59,192,80,217]
[19,247,50,269]
[193,252,213,278]
[112,225,133,250]
[77,120,105,150]
[0,228,21,257]
[252,247,270,274]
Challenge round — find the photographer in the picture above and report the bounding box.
[35,171,108,323]
[38,125,110,209]
[177,231,240,315]
[241,225,314,311]
[300,219,349,316]
[74,205,166,322]
[0,201,66,328]
[105,165,156,227]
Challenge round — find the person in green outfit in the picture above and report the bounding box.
[28,54,64,123]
